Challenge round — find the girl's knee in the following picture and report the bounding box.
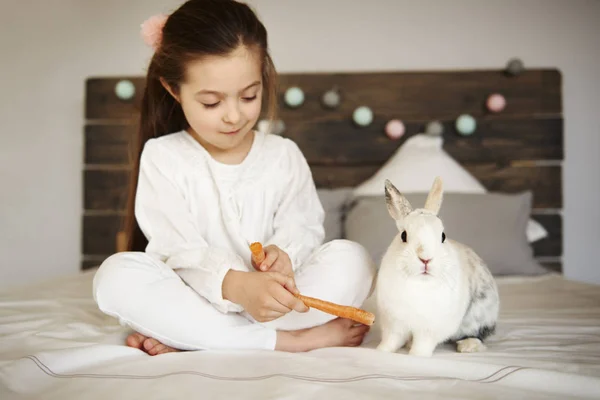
[93,253,125,295]
[307,240,375,305]
[93,253,130,309]
[323,239,375,280]
[92,252,165,312]
[342,240,376,297]
[323,239,370,257]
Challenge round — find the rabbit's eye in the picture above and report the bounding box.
[401,231,407,242]
[442,232,446,243]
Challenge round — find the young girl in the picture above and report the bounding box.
[93,0,375,356]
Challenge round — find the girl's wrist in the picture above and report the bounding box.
[222,270,243,304]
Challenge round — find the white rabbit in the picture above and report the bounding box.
[375,177,499,357]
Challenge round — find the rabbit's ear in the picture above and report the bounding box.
[385,179,412,220]
[424,176,444,215]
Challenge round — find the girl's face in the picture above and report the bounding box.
[166,45,263,157]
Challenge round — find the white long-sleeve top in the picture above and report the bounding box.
[134,130,325,314]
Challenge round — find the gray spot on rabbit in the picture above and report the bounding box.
[449,260,499,346]
[475,290,488,301]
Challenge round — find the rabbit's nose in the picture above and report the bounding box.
[419,258,432,266]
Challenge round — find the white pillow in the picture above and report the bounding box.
[353,133,548,243]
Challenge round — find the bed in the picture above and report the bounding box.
[2,68,600,399]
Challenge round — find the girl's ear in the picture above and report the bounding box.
[159,77,180,103]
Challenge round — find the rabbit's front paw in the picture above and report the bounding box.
[376,330,409,353]
[408,336,437,357]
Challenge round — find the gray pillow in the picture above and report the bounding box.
[317,188,353,242]
[345,192,548,276]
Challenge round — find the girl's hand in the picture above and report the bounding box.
[222,270,309,322]
[254,245,293,277]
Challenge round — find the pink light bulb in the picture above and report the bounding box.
[385,119,405,139]
[487,93,506,113]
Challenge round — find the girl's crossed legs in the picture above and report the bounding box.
[93,240,375,354]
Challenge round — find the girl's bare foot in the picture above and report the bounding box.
[126,332,180,356]
[275,318,370,352]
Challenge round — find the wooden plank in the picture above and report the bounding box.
[81,255,109,270]
[531,214,562,257]
[86,70,561,120]
[83,164,562,210]
[86,77,144,120]
[540,69,562,113]
[284,117,563,165]
[82,166,380,211]
[275,69,561,121]
[85,124,134,164]
[311,164,561,208]
[84,117,563,166]
[443,117,563,163]
[81,213,562,262]
[541,262,562,273]
[83,214,123,255]
[84,169,130,211]
[462,164,562,209]
[311,165,381,189]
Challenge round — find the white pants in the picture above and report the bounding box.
[93,239,375,351]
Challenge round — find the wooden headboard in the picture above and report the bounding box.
[82,68,563,272]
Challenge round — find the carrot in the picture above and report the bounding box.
[295,294,375,326]
[249,242,266,265]
[247,242,375,326]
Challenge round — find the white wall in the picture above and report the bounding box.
[1,0,598,289]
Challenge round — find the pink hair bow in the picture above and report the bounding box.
[140,14,168,50]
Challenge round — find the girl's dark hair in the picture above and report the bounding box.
[124,0,278,252]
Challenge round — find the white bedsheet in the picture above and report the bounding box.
[1,269,599,399]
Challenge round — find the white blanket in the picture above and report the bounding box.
[1,270,599,399]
